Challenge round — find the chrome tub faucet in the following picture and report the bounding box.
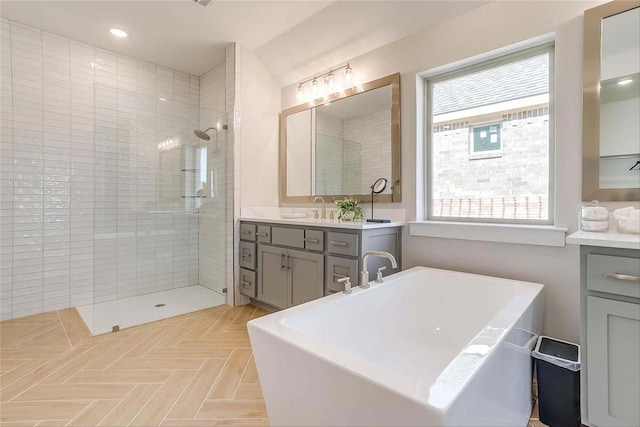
[360,251,398,288]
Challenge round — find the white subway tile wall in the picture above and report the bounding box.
[0,19,229,320]
[314,109,391,196]
[315,113,344,194]
[343,110,391,194]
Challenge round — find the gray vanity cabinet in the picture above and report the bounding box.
[579,246,640,427]
[240,220,402,310]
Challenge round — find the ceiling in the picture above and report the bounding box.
[1,0,487,83]
[256,1,488,86]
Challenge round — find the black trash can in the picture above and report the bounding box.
[532,336,581,427]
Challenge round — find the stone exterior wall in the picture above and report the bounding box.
[432,107,549,220]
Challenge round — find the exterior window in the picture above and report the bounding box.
[426,44,554,224]
[471,123,501,153]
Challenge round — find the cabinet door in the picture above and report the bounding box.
[257,245,288,309]
[287,249,324,307]
[587,296,640,427]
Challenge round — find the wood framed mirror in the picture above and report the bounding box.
[280,73,401,203]
[583,0,640,201]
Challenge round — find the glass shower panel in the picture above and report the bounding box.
[197,107,227,296]
[93,83,200,305]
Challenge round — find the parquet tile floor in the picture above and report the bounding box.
[1,303,546,427]
[0,304,270,427]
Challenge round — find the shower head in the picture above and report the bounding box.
[194,129,212,141]
[193,124,228,141]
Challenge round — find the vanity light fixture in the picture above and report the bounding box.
[109,28,128,38]
[296,63,355,105]
[617,78,633,86]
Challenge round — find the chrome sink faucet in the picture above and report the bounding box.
[313,196,326,219]
[360,251,398,288]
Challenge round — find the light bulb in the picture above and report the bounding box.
[297,84,304,103]
[311,79,318,98]
[344,64,352,83]
[326,71,335,91]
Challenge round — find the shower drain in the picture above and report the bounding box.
[154,303,166,307]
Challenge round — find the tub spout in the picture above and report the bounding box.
[360,251,398,289]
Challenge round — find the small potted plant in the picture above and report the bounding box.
[335,198,364,221]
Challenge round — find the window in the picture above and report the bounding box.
[426,44,554,224]
[471,123,501,153]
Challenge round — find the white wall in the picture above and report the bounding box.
[238,45,281,208]
[282,1,606,342]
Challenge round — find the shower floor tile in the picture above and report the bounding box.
[76,285,226,335]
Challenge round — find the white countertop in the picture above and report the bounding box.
[238,217,405,230]
[566,230,640,250]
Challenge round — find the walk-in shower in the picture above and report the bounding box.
[75,87,231,334]
[0,18,232,333]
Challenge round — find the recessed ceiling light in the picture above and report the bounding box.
[617,79,633,86]
[110,28,128,38]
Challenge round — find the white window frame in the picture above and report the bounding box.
[425,43,556,226]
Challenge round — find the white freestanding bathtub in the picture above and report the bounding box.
[248,266,544,427]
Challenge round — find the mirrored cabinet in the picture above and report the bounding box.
[583,1,640,201]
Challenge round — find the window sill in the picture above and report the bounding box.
[408,221,568,247]
[469,151,502,160]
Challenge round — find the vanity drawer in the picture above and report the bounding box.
[256,225,271,243]
[326,256,359,293]
[327,232,359,257]
[272,227,304,248]
[240,223,256,242]
[239,242,256,270]
[239,268,256,298]
[587,254,640,298]
[304,230,324,251]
